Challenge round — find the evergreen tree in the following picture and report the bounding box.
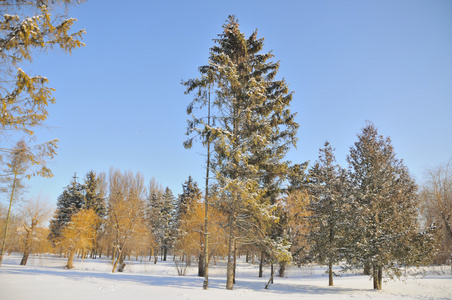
[183,15,298,290]
[82,170,106,258]
[83,171,106,219]
[148,187,175,262]
[174,177,203,273]
[308,141,347,286]
[175,176,201,227]
[346,122,434,290]
[160,187,175,261]
[49,174,85,244]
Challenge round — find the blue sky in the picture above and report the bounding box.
[18,0,452,206]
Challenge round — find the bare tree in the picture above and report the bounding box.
[19,196,52,265]
[107,169,146,273]
[1,140,54,266]
[420,159,452,263]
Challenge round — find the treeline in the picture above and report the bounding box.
[1,123,449,291]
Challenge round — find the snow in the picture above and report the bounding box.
[0,253,451,300]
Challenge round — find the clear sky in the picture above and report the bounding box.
[19,0,452,207]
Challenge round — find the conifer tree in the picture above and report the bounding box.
[82,170,106,258]
[347,122,435,290]
[160,187,175,261]
[174,177,203,273]
[183,15,298,289]
[148,187,175,262]
[174,176,201,229]
[83,171,106,219]
[1,0,85,173]
[308,141,347,286]
[49,174,85,244]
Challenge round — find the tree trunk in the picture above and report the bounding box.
[278,261,286,277]
[20,226,33,266]
[364,261,371,275]
[203,89,211,290]
[198,253,205,277]
[66,251,75,269]
[328,262,334,286]
[20,252,30,266]
[163,245,167,261]
[0,176,17,267]
[233,239,237,284]
[265,264,275,289]
[258,251,264,278]
[373,265,382,290]
[226,219,235,289]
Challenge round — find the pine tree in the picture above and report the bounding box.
[175,176,201,227]
[174,177,203,274]
[83,171,106,219]
[308,141,347,286]
[49,174,85,244]
[183,15,298,289]
[148,187,175,262]
[346,122,434,290]
[82,170,106,258]
[160,187,175,261]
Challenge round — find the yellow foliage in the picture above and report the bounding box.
[61,209,99,255]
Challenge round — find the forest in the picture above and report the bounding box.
[0,0,451,295]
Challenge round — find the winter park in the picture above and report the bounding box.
[1,1,452,299]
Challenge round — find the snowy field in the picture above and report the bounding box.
[0,253,451,300]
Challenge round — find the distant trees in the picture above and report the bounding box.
[49,171,106,256]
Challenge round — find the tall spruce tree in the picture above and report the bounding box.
[308,141,347,286]
[347,122,434,290]
[183,15,298,290]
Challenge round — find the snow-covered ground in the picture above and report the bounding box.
[0,253,451,300]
